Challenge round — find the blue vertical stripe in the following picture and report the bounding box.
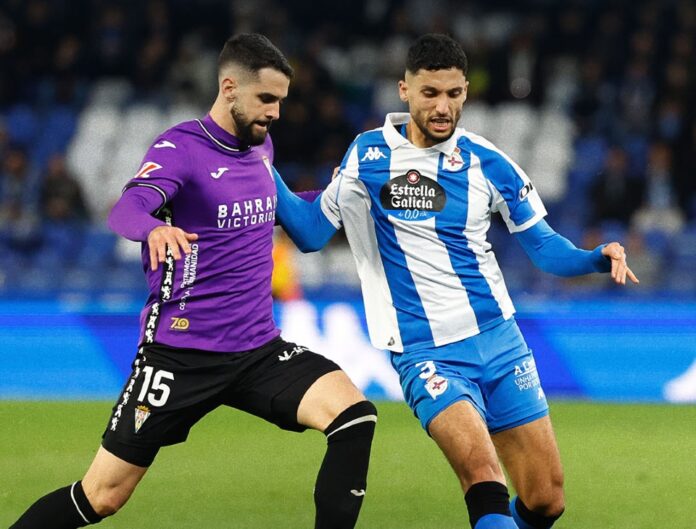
[355,133,435,350]
[434,147,503,326]
[460,136,536,226]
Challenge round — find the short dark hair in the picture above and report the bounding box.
[218,33,294,79]
[406,34,468,76]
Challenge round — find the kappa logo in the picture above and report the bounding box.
[210,167,229,179]
[361,146,387,161]
[154,140,176,149]
[134,161,162,179]
[278,345,309,362]
[170,317,189,331]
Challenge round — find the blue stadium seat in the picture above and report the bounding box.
[78,227,118,268]
[38,222,86,266]
[33,107,79,167]
[4,104,39,147]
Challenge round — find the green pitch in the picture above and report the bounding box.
[1,401,695,528]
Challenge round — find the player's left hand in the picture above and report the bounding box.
[602,242,639,285]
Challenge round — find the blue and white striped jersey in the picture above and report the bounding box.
[320,113,547,353]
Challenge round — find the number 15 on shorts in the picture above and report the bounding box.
[138,366,175,407]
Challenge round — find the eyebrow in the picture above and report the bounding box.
[258,92,286,101]
[421,85,464,93]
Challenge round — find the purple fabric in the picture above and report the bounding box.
[297,190,322,202]
[109,114,280,352]
[107,186,166,241]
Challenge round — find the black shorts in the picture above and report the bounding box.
[101,337,340,467]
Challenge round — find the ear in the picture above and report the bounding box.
[221,77,238,102]
[398,79,408,103]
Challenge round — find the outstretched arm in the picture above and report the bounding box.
[514,219,639,285]
[108,186,198,271]
[274,168,338,253]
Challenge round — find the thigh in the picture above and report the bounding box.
[491,415,564,500]
[102,346,229,467]
[429,400,506,491]
[390,349,485,432]
[480,320,549,433]
[226,338,342,432]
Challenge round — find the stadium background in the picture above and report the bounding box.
[1,0,695,527]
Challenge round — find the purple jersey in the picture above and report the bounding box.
[121,115,280,352]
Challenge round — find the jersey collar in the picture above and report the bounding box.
[383,112,462,155]
[197,114,249,152]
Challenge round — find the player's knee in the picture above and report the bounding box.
[88,486,132,517]
[523,485,565,519]
[325,400,378,440]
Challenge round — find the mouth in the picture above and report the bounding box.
[429,117,452,133]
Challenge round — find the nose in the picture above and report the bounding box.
[434,94,449,115]
[267,102,280,121]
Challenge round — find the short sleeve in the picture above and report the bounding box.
[122,132,190,207]
[320,141,359,229]
[476,143,547,234]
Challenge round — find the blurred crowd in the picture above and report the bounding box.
[0,0,695,298]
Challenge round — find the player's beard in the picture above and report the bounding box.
[230,104,272,146]
[411,108,462,145]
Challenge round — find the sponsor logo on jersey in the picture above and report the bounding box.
[361,146,387,161]
[217,195,277,229]
[519,182,534,200]
[210,167,229,179]
[379,170,446,221]
[350,489,366,497]
[514,358,541,392]
[443,147,465,172]
[154,140,176,149]
[278,345,309,362]
[170,317,189,331]
[134,405,151,434]
[134,161,162,179]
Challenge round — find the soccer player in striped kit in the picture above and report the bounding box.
[276,34,638,529]
[10,34,377,529]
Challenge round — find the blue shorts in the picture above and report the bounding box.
[390,318,549,434]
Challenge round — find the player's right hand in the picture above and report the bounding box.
[147,225,199,271]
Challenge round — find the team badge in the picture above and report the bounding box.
[425,374,448,399]
[134,161,162,179]
[262,156,275,180]
[443,147,464,172]
[134,405,151,433]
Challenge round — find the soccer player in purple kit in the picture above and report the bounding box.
[10,34,377,529]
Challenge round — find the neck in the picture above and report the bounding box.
[209,96,239,136]
[405,120,434,148]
